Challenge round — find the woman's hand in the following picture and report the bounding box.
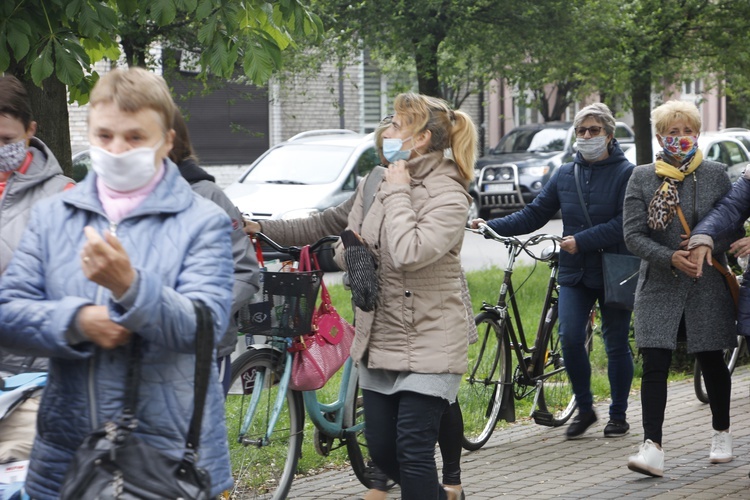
[469,218,486,229]
[672,249,699,278]
[688,245,713,277]
[560,236,578,254]
[244,219,261,235]
[76,305,132,349]
[384,160,410,185]
[81,226,135,299]
[729,236,750,258]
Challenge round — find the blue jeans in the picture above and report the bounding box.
[558,284,633,420]
[363,389,448,500]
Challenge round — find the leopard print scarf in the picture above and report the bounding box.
[646,149,703,231]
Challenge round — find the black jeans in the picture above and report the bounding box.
[438,401,463,485]
[641,348,730,445]
[363,389,448,500]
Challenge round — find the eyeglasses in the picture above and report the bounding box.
[575,126,604,137]
[379,115,393,126]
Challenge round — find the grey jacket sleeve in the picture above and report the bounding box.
[193,181,260,315]
[260,193,355,245]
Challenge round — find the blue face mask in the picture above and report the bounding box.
[382,137,413,163]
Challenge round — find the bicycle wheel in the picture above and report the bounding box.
[344,378,395,491]
[459,311,511,451]
[535,306,593,427]
[225,348,304,500]
[693,335,743,404]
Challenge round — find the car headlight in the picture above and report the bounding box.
[281,208,319,220]
[523,166,550,177]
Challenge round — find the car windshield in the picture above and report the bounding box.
[493,127,568,153]
[242,144,354,185]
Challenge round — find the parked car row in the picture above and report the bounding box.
[470,121,635,219]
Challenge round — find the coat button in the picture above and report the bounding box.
[405,290,412,297]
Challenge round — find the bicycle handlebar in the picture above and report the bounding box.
[253,232,339,261]
[466,223,562,261]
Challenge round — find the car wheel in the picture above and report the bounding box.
[466,196,479,226]
[315,242,341,272]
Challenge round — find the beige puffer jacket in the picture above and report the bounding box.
[261,152,471,374]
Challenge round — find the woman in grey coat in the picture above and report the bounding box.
[623,100,739,478]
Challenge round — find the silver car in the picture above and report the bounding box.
[224,130,380,269]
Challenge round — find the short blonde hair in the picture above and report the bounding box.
[651,100,701,136]
[90,67,175,132]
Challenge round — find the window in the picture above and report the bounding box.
[724,141,747,164]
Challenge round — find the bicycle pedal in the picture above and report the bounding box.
[531,410,554,427]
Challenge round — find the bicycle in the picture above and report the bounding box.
[224,233,383,499]
[459,224,595,451]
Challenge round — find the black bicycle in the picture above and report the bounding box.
[459,224,595,450]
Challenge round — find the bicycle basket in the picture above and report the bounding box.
[238,270,323,337]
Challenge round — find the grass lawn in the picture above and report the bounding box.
[230,262,698,483]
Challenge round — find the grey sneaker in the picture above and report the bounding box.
[709,430,733,463]
[604,419,630,438]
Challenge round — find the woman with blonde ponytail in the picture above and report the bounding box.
[245,93,477,499]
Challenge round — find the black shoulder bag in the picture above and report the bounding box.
[59,301,215,500]
[574,163,640,311]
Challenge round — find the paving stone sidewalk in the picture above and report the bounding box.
[289,367,750,499]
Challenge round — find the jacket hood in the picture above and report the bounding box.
[178,157,216,184]
[575,138,629,168]
[61,158,195,220]
[11,137,66,192]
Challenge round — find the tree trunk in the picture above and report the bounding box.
[631,72,653,166]
[414,41,441,98]
[10,67,72,177]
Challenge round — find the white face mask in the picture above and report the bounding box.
[0,140,28,172]
[576,135,608,161]
[90,139,164,192]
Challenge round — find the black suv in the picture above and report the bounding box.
[472,121,635,219]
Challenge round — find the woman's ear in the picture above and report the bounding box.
[414,129,432,154]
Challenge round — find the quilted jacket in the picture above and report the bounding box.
[261,152,471,373]
[0,160,235,498]
[0,138,73,375]
[486,140,634,288]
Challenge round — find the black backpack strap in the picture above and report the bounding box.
[574,163,593,228]
[184,300,214,461]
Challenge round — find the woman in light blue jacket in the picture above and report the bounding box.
[0,67,235,498]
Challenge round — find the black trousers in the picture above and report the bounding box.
[438,401,463,485]
[363,389,448,500]
[641,347,730,445]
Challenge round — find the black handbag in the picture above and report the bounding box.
[574,163,640,311]
[59,301,215,500]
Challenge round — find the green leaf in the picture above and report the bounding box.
[77,4,100,38]
[81,36,121,62]
[65,0,83,20]
[242,35,281,84]
[175,0,197,13]
[205,39,230,77]
[54,39,84,86]
[30,41,55,86]
[6,20,31,60]
[116,0,138,17]
[150,0,177,25]
[195,0,213,20]
[197,15,218,44]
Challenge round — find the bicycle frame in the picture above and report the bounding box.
[238,338,362,446]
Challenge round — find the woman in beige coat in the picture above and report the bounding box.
[248,93,476,499]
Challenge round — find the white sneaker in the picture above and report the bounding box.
[627,439,664,477]
[709,430,733,463]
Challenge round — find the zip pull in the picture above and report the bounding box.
[109,221,118,238]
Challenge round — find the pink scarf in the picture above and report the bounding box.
[96,164,166,223]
